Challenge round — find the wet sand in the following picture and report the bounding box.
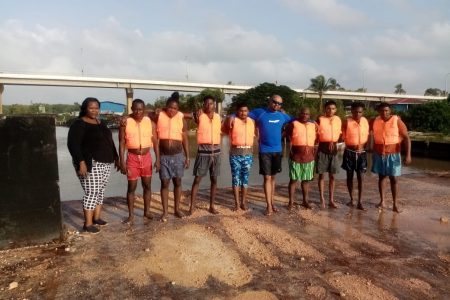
[1,173,450,299]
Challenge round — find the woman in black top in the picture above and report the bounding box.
[67,97,119,234]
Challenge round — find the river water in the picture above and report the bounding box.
[56,126,450,201]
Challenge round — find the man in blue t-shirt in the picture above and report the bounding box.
[248,95,293,215]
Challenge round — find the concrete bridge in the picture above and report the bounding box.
[0,73,446,114]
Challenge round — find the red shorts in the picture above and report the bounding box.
[127,152,152,180]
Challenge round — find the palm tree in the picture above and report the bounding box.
[394,84,406,94]
[307,75,340,110]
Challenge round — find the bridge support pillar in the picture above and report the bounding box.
[0,83,4,115]
[125,87,133,114]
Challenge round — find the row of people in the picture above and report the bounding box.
[67,94,411,234]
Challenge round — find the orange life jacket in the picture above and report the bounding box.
[291,121,316,146]
[197,113,221,145]
[344,117,369,146]
[373,115,400,145]
[231,117,255,147]
[125,116,153,149]
[157,111,184,141]
[318,116,341,142]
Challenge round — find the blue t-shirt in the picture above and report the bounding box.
[248,108,293,153]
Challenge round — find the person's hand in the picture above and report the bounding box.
[228,116,235,130]
[120,161,127,175]
[403,155,412,165]
[77,161,88,177]
[154,159,160,173]
[328,142,334,153]
[114,159,121,172]
[184,158,190,169]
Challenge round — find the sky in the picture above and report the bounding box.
[1,0,449,105]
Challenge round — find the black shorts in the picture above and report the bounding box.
[341,149,367,173]
[193,153,221,177]
[259,152,282,176]
[315,150,340,174]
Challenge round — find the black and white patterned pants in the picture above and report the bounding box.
[78,160,112,210]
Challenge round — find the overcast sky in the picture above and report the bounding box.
[1,0,449,105]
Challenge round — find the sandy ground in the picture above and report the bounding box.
[1,172,450,299]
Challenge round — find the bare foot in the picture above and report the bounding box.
[209,207,219,214]
[301,201,312,209]
[143,213,153,220]
[357,203,366,211]
[287,203,294,211]
[231,205,240,212]
[393,206,401,213]
[272,205,279,213]
[240,203,248,211]
[346,201,354,207]
[375,202,385,209]
[174,210,185,219]
[264,208,273,216]
[122,216,134,225]
[160,214,168,222]
[188,207,196,216]
[320,199,326,209]
[329,202,339,209]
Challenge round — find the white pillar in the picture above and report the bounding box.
[0,84,4,115]
[125,88,133,114]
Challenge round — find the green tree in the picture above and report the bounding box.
[394,83,406,94]
[307,75,341,110]
[405,101,450,134]
[424,88,444,96]
[227,82,303,116]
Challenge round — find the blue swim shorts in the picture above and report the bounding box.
[371,152,401,177]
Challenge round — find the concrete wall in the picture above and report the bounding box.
[0,115,62,249]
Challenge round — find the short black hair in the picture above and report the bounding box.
[203,95,215,103]
[166,91,180,106]
[236,102,249,110]
[132,99,145,107]
[377,102,391,110]
[324,100,337,108]
[351,102,365,110]
[79,97,100,117]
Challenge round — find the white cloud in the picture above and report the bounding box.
[281,0,367,27]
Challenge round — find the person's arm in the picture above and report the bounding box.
[398,117,411,165]
[340,118,347,144]
[152,121,160,172]
[182,119,190,169]
[118,119,127,174]
[284,122,293,140]
[367,118,375,152]
[67,120,88,176]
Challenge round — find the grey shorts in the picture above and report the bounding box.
[159,152,185,180]
[315,150,340,174]
[193,153,221,177]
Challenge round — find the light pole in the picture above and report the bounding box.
[362,68,366,91]
[445,72,450,96]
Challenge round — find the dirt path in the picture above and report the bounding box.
[1,173,450,299]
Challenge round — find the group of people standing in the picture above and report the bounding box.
[67,93,411,234]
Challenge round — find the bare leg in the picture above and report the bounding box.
[356,172,366,210]
[301,180,312,209]
[173,177,184,218]
[329,173,338,208]
[288,179,297,210]
[390,176,400,213]
[189,176,202,215]
[209,176,219,214]
[160,178,170,221]
[124,180,138,224]
[271,176,278,212]
[84,209,94,227]
[376,175,387,208]
[142,176,152,219]
[263,175,273,215]
[232,186,240,211]
[93,204,103,221]
[241,187,249,210]
[346,170,355,207]
[318,174,325,208]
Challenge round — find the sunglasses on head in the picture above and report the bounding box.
[271,99,283,106]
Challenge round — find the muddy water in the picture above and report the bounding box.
[56,127,450,201]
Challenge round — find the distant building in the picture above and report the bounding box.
[100,101,125,115]
[388,98,426,112]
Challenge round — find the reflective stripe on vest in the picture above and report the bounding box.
[344,117,369,146]
[197,113,221,144]
[125,116,153,149]
[157,111,183,141]
[373,115,399,145]
[231,117,255,146]
[291,121,316,146]
[318,116,341,142]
